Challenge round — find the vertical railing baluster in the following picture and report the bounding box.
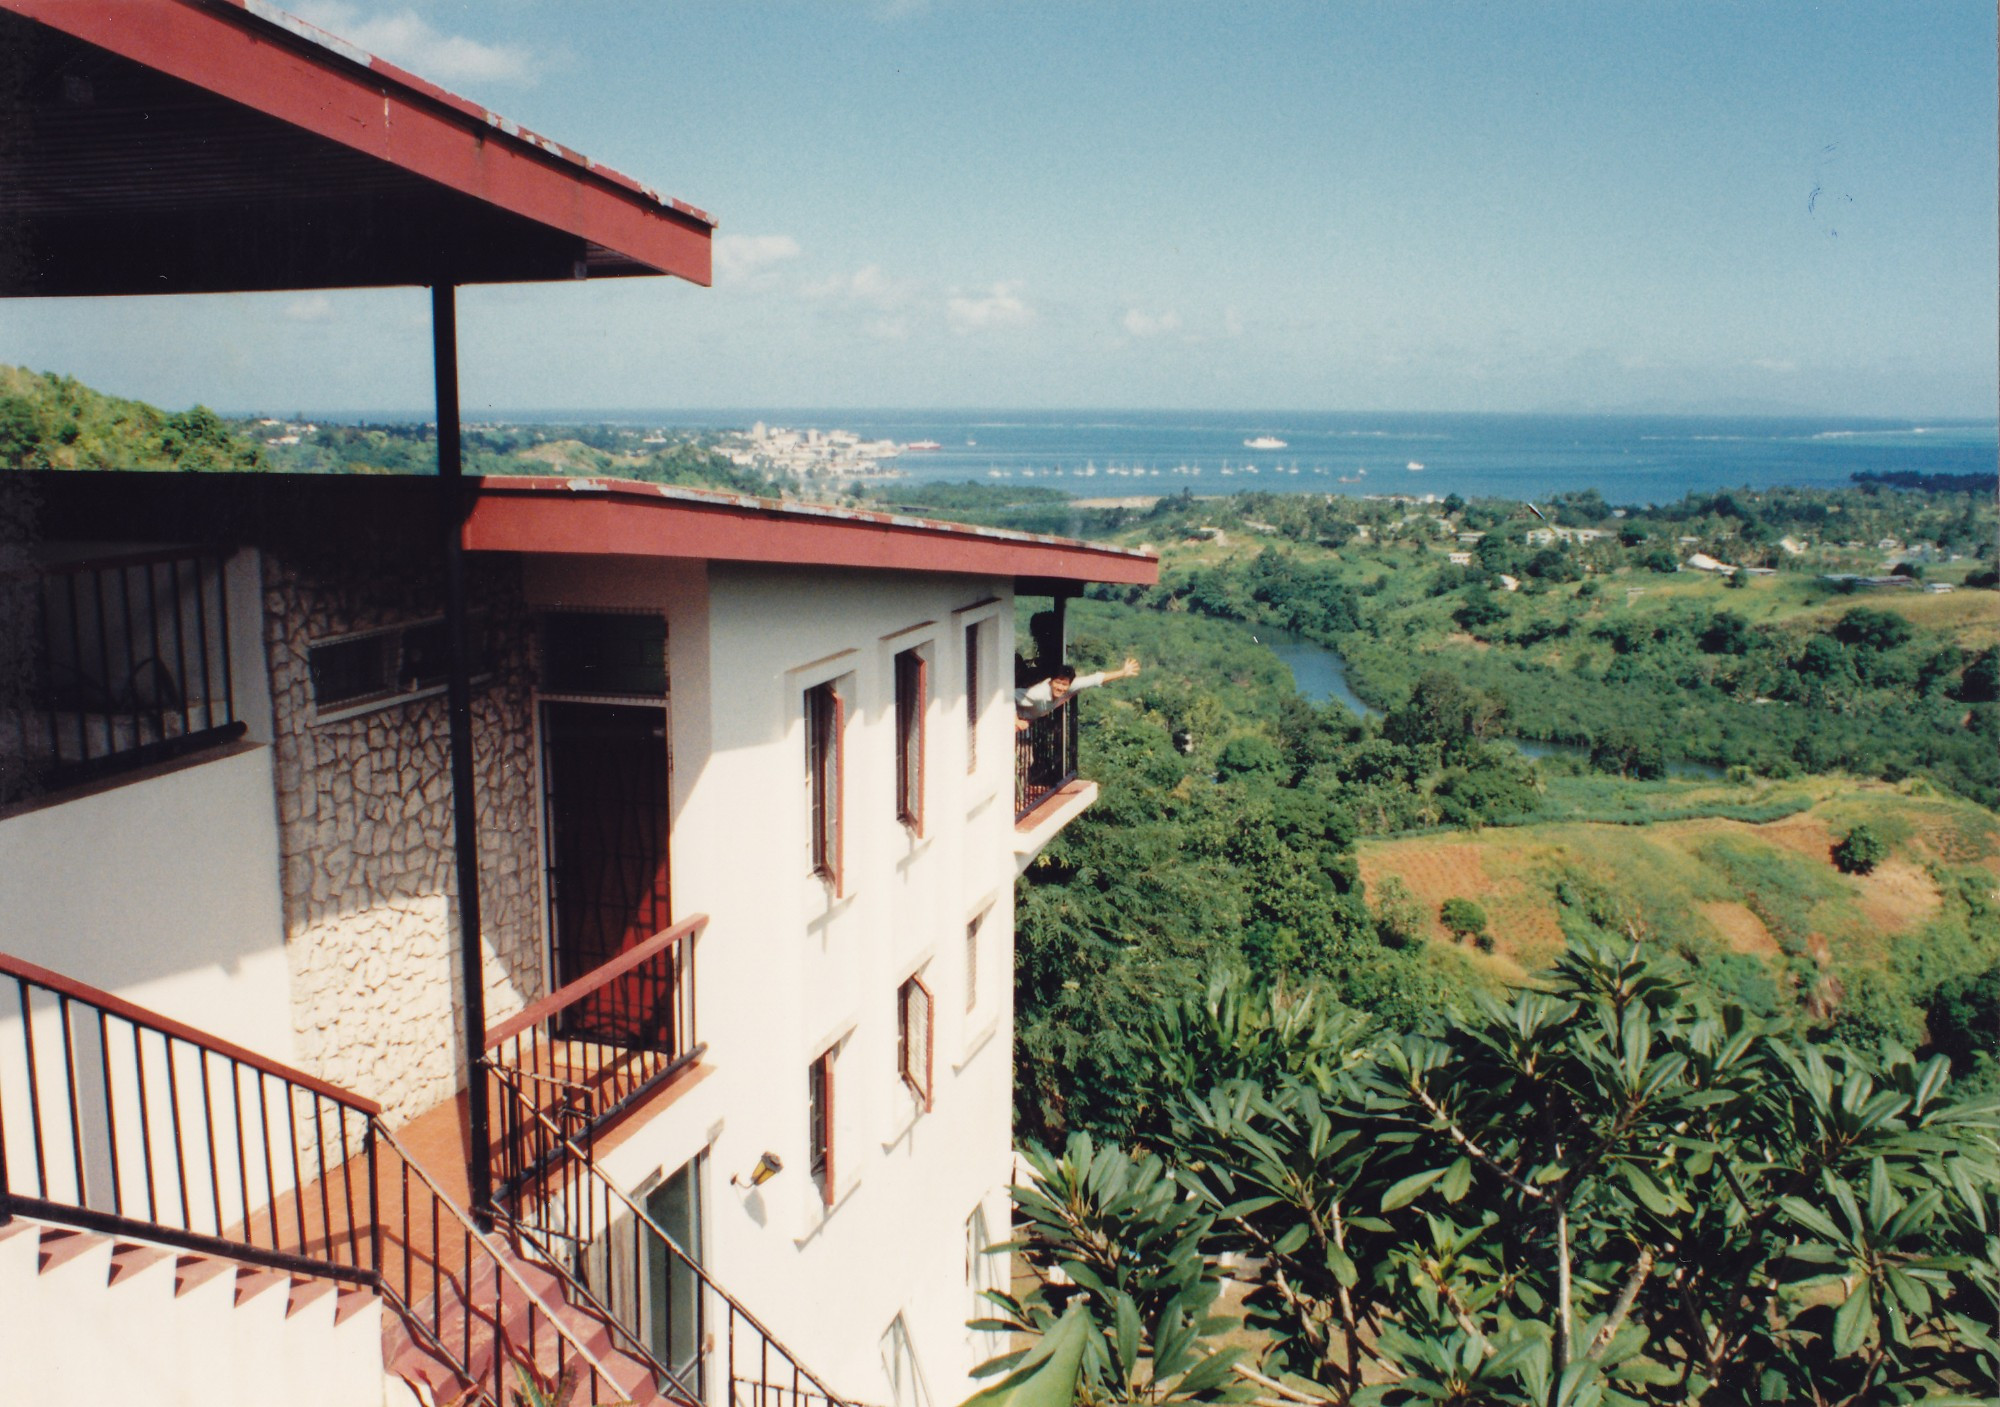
[367,1120,382,1280]
[162,557,191,739]
[199,1051,222,1236]
[164,1031,190,1231]
[64,571,88,764]
[208,553,233,731]
[17,982,49,1196]
[338,1105,361,1268]
[97,1009,122,1214]
[289,1085,310,1253]
[311,1093,333,1259]
[257,1070,279,1249]
[229,1060,252,1243]
[131,1020,159,1222]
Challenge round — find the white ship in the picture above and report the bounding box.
[1244,435,1288,450]
[1407,460,1426,471]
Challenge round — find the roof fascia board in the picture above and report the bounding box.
[461,484,1159,586]
[8,0,712,286]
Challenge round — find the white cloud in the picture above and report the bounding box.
[947,282,1032,335]
[1121,307,1182,339]
[803,263,913,307]
[292,4,536,85]
[285,294,334,322]
[713,234,803,289]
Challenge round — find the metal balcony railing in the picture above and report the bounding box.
[6,549,243,791]
[483,916,706,1201]
[1014,689,1080,821]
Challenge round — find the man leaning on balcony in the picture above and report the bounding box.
[1014,656,1141,730]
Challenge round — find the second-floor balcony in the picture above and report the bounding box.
[3,547,244,798]
[481,915,707,1201]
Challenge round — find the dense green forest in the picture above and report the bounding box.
[0,365,763,492]
[1017,474,1997,1153]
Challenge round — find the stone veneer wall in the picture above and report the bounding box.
[264,550,544,1129]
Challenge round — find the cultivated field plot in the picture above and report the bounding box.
[1357,779,2000,984]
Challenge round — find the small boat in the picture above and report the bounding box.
[1406,461,1425,471]
[907,440,942,451]
[1244,435,1288,450]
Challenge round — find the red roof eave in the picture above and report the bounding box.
[462,478,1161,587]
[10,0,712,285]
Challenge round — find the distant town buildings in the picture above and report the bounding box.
[721,422,909,482]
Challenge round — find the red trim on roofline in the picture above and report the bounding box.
[6,0,712,284]
[462,476,1161,586]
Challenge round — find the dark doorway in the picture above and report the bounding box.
[541,701,672,1044]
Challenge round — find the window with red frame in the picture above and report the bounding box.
[897,975,934,1111]
[808,1047,835,1205]
[805,682,844,891]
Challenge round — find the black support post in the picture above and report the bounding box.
[433,282,493,1228]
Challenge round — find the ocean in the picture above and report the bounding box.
[526,409,1998,506]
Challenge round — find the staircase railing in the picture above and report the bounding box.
[484,916,706,1202]
[0,949,376,1285]
[490,1074,853,1407]
[373,1121,640,1407]
[0,950,635,1407]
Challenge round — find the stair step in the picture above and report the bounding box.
[174,1253,233,1297]
[235,1265,290,1306]
[335,1282,376,1325]
[287,1276,336,1318]
[37,1227,104,1275]
[108,1241,173,1286]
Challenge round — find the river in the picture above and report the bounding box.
[1257,628,1724,779]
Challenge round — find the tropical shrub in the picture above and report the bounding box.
[986,939,2000,1406]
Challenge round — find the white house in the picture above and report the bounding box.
[1,470,1154,1407]
[0,5,1160,1406]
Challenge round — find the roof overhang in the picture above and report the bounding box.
[22,471,1161,589]
[463,477,1161,586]
[0,0,713,297]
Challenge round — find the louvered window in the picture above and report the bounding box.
[898,975,934,1112]
[894,648,927,835]
[806,682,844,892]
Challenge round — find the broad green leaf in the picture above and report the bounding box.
[959,1302,1090,1407]
[1440,1156,1473,1203]
[1380,1167,1449,1212]
[1832,1285,1874,1358]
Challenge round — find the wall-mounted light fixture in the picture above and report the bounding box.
[732,1152,783,1188]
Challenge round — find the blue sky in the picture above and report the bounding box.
[4,1,1995,416]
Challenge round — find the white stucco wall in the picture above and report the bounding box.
[0,743,294,1067]
[0,1224,386,1407]
[523,555,1020,1407]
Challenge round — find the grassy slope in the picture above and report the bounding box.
[1357,780,2000,995]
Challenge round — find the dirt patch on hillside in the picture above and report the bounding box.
[1359,840,1566,956]
[1746,811,1840,864]
[1698,901,1781,958]
[1851,858,1943,933]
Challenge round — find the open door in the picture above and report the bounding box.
[541,700,672,1045]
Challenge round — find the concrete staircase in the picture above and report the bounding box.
[382,1229,683,1406]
